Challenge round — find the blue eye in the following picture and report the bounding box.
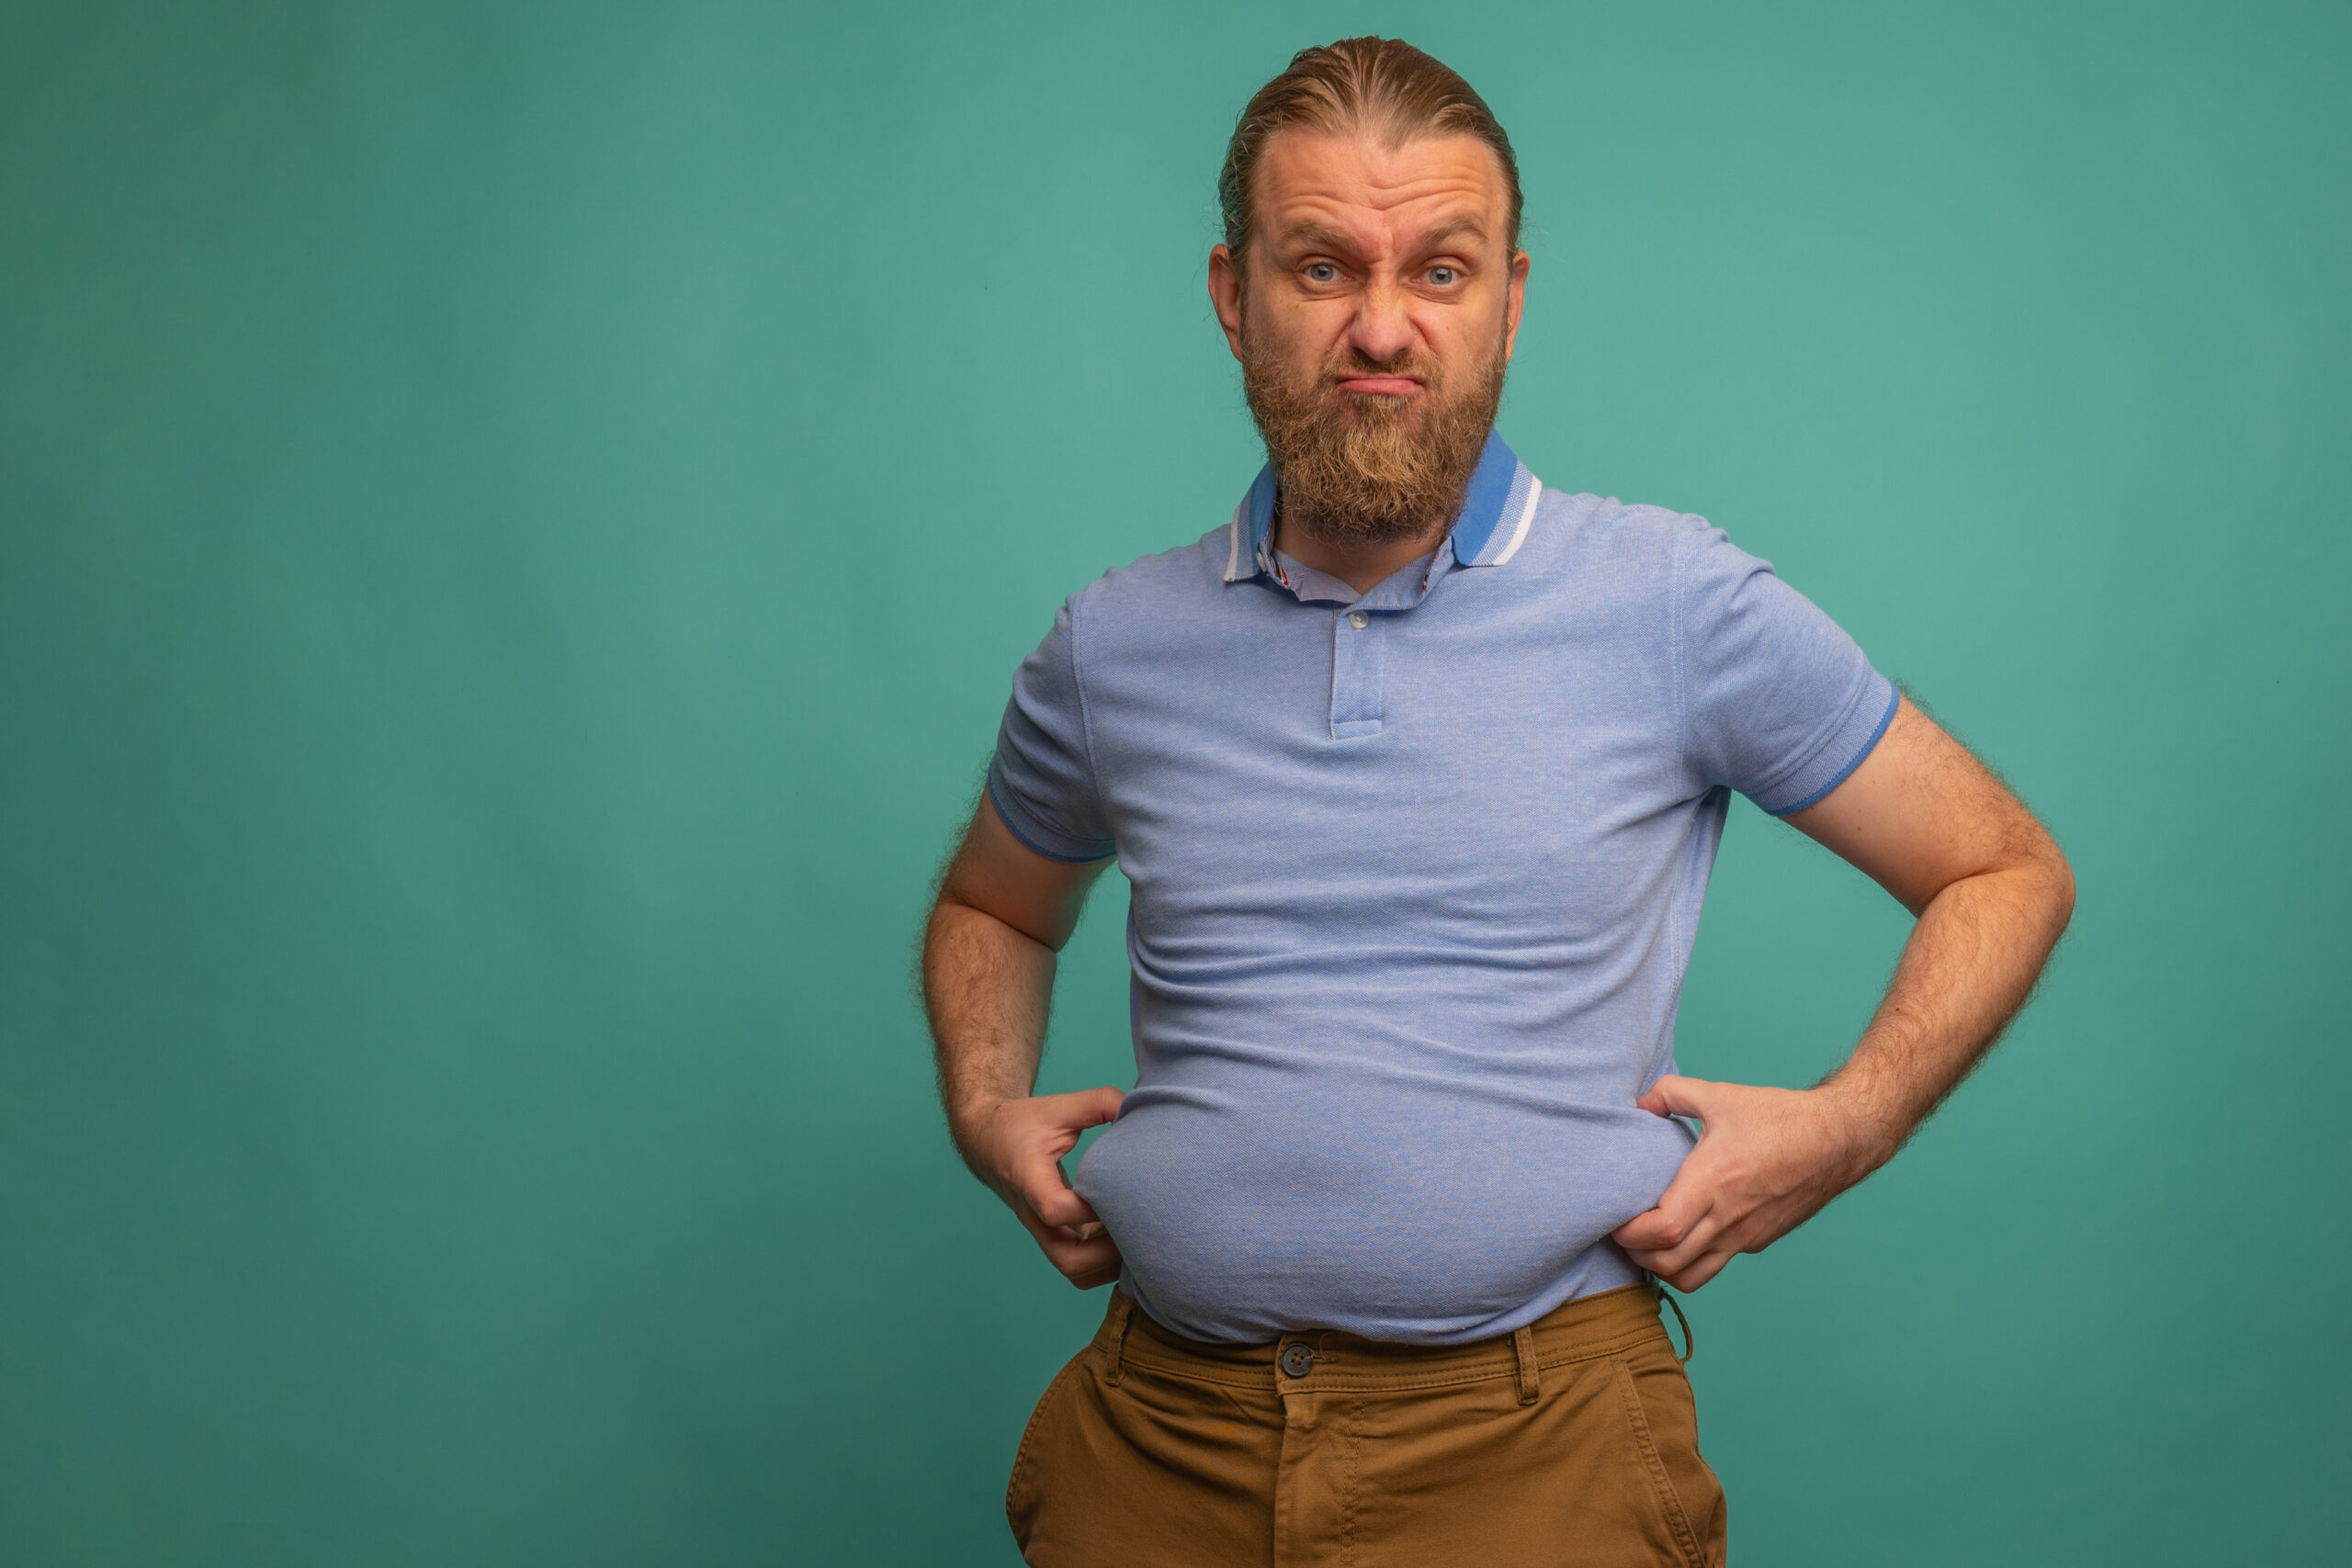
[1306,263,1340,283]
[1429,265,1460,286]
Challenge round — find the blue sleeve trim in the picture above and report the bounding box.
[986,774,1115,863]
[1768,683,1898,817]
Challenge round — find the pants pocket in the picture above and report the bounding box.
[1609,1350,1726,1568]
[1004,1354,1085,1549]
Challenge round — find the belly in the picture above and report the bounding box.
[1073,1077,1696,1345]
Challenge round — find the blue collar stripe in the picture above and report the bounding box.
[1244,464,1279,576]
[1442,432,1525,565]
[1471,459,1543,567]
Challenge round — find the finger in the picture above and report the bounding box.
[1022,1089,1127,1165]
[1611,1165,1717,1253]
[1019,1169,1102,1231]
[1043,1085,1125,1131]
[1040,1229,1122,1282]
[1046,1235,1121,1279]
[1612,1204,1679,1251]
[1616,1197,1725,1276]
[1631,1207,1729,1278]
[1010,1197,1123,1279]
[1661,1245,1736,1292]
[1634,1074,1719,1122]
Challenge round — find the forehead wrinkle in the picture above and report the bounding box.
[1259,130,1506,209]
[1270,197,1496,260]
[1266,171,1495,216]
[1255,153,1507,257]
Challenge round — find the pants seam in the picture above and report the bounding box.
[1339,1401,1361,1568]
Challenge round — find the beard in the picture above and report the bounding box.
[1239,317,1509,547]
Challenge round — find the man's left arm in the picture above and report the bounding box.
[1614,694,2076,1290]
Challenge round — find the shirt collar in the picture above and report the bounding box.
[1222,429,1543,585]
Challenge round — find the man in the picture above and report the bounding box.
[922,37,2073,1568]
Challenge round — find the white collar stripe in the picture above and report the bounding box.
[1488,474,1542,567]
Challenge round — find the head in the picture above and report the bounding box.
[1209,39,1530,547]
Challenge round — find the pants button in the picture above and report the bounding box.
[1279,1343,1316,1378]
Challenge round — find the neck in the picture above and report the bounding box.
[1270,502,1448,594]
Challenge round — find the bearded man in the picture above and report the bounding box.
[922,37,2074,1568]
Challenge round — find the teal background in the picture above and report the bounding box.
[3,1,2345,1562]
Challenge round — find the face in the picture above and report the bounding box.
[1209,128,1529,545]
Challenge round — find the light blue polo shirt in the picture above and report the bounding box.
[989,432,1895,1346]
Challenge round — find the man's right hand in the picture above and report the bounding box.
[954,1087,1126,1289]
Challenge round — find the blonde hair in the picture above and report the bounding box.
[1217,38,1523,259]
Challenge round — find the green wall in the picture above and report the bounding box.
[3,2,2344,1562]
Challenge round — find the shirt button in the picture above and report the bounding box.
[1280,1343,1317,1378]
[1347,611,1369,630]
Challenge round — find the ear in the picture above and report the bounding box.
[1207,244,1246,362]
[1503,248,1531,363]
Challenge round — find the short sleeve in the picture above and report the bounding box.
[1676,521,1897,816]
[986,595,1116,862]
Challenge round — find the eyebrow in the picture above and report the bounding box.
[1277,214,1490,254]
[1413,215,1488,248]
[1278,221,1363,254]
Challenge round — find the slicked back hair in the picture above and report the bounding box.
[1217,38,1523,264]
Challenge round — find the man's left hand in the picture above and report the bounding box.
[1611,1075,1891,1292]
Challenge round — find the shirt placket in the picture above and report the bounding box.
[1329,606,1385,740]
[1266,536,1450,744]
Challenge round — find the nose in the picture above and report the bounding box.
[1346,277,1418,367]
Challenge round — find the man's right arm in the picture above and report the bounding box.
[922,792,1125,1289]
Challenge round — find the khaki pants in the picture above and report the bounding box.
[1008,1282,1725,1567]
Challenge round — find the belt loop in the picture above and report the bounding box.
[1657,1282,1694,1364]
[1102,1292,1135,1388]
[1512,1324,1541,1405]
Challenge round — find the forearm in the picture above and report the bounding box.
[1618,700,2075,1289]
[1818,854,2074,1165]
[922,895,1057,1155]
[921,884,1124,1286]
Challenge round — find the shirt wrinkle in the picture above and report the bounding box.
[984,430,1896,1344]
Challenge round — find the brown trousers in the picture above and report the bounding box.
[1007,1282,1725,1567]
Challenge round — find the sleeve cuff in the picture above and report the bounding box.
[985,765,1115,863]
[1758,674,1899,817]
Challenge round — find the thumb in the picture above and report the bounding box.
[1064,1085,1125,1129]
[1634,1074,1718,1122]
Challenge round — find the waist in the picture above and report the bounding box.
[1092,1280,1677,1391]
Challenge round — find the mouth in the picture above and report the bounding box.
[1334,375,1424,398]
